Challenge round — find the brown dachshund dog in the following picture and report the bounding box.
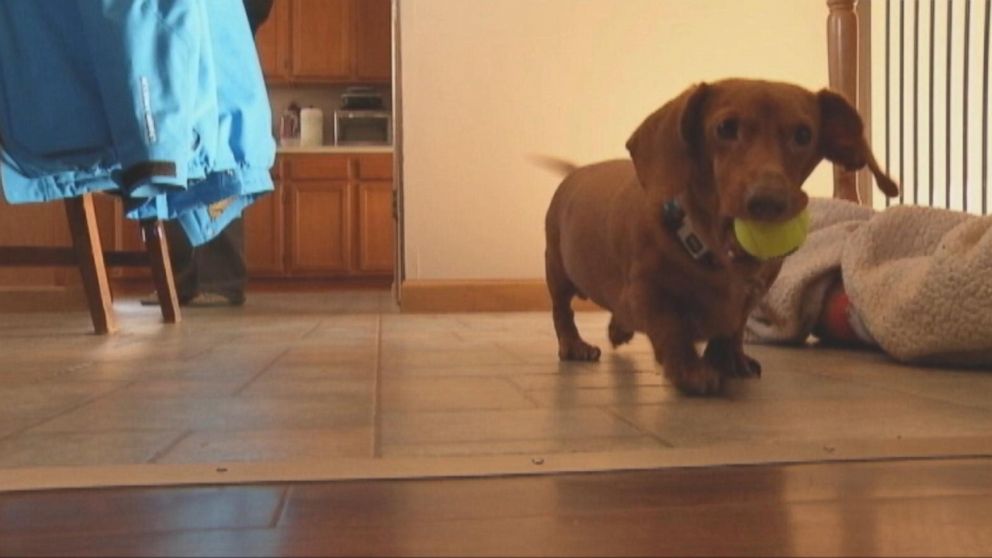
[544,79,898,396]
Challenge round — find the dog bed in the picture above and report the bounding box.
[746,197,992,367]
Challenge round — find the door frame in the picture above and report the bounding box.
[390,0,405,306]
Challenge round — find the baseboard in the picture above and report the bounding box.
[0,285,87,313]
[400,279,604,313]
[110,276,395,295]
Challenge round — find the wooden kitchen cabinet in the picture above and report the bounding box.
[291,0,352,81]
[356,182,394,272]
[245,152,393,280]
[354,153,394,273]
[287,180,352,273]
[244,180,285,276]
[254,0,291,81]
[254,0,391,84]
[354,0,392,81]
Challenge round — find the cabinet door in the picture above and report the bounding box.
[286,181,352,274]
[245,184,285,276]
[356,181,394,273]
[291,0,352,81]
[255,0,291,81]
[354,0,392,81]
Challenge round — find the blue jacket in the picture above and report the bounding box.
[0,0,275,245]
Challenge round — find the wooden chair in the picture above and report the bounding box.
[0,193,181,334]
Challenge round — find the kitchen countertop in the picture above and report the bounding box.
[276,145,394,154]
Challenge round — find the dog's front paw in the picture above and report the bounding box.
[704,340,762,378]
[666,362,723,396]
[558,340,602,362]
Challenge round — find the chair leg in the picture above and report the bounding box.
[64,194,117,334]
[142,220,181,324]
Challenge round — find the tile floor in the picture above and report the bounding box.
[1,291,991,481]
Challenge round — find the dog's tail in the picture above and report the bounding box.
[528,154,579,177]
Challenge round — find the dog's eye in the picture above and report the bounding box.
[716,118,739,141]
[794,125,813,146]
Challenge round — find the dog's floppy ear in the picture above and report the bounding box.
[818,89,899,198]
[626,83,710,192]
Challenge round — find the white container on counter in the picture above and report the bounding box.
[299,107,324,147]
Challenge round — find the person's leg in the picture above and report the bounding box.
[181,1,269,305]
[147,2,271,307]
[191,216,247,304]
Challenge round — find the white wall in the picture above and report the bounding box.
[400,0,834,280]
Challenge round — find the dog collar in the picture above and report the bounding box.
[662,200,715,263]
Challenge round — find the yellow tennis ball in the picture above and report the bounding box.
[733,209,810,260]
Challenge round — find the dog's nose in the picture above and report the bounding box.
[745,178,790,221]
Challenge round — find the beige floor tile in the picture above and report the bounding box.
[777,346,992,410]
[239,290,390,314]
[0,362,100,387]
[502,338,657,366]
[380,377,537,411]
[871,371,992,411]
[380,347,526,371]
[380,315,466,335]
[523,385,680,408]
[380,435,668,458]
[76,336,221,364]
[114,379,247,398]
[299,322,379,349]
[381,335,509,353]
[510,369,664,391]
[237,378,372,399]
[30,394,373,434]
[155,427,373,464]
[0,416,54,440]
[0,431,183,468]
[135,346,290,377]
[380,408,647,446]
[279,346,378,367]
[378,362,562,380]
[0,382,128,432]
[217,326,323,347]
[611,395,992,448]
[260,362,374,382]
[4,291,992,476]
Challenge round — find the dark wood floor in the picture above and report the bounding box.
[2,457,991,557]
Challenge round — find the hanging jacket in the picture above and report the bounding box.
[0,0,275,245]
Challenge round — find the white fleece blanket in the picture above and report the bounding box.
[746,197,992,367]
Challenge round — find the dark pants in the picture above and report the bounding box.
[165,218,246,301]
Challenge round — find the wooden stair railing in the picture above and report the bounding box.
[827,0,874,205]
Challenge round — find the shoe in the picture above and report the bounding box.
[184,291,246,308]
[140,291,244,307]
[139,292,194,306]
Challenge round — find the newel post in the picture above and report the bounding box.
[827,0,862,202]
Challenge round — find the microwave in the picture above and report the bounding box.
[333,110,392,146]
